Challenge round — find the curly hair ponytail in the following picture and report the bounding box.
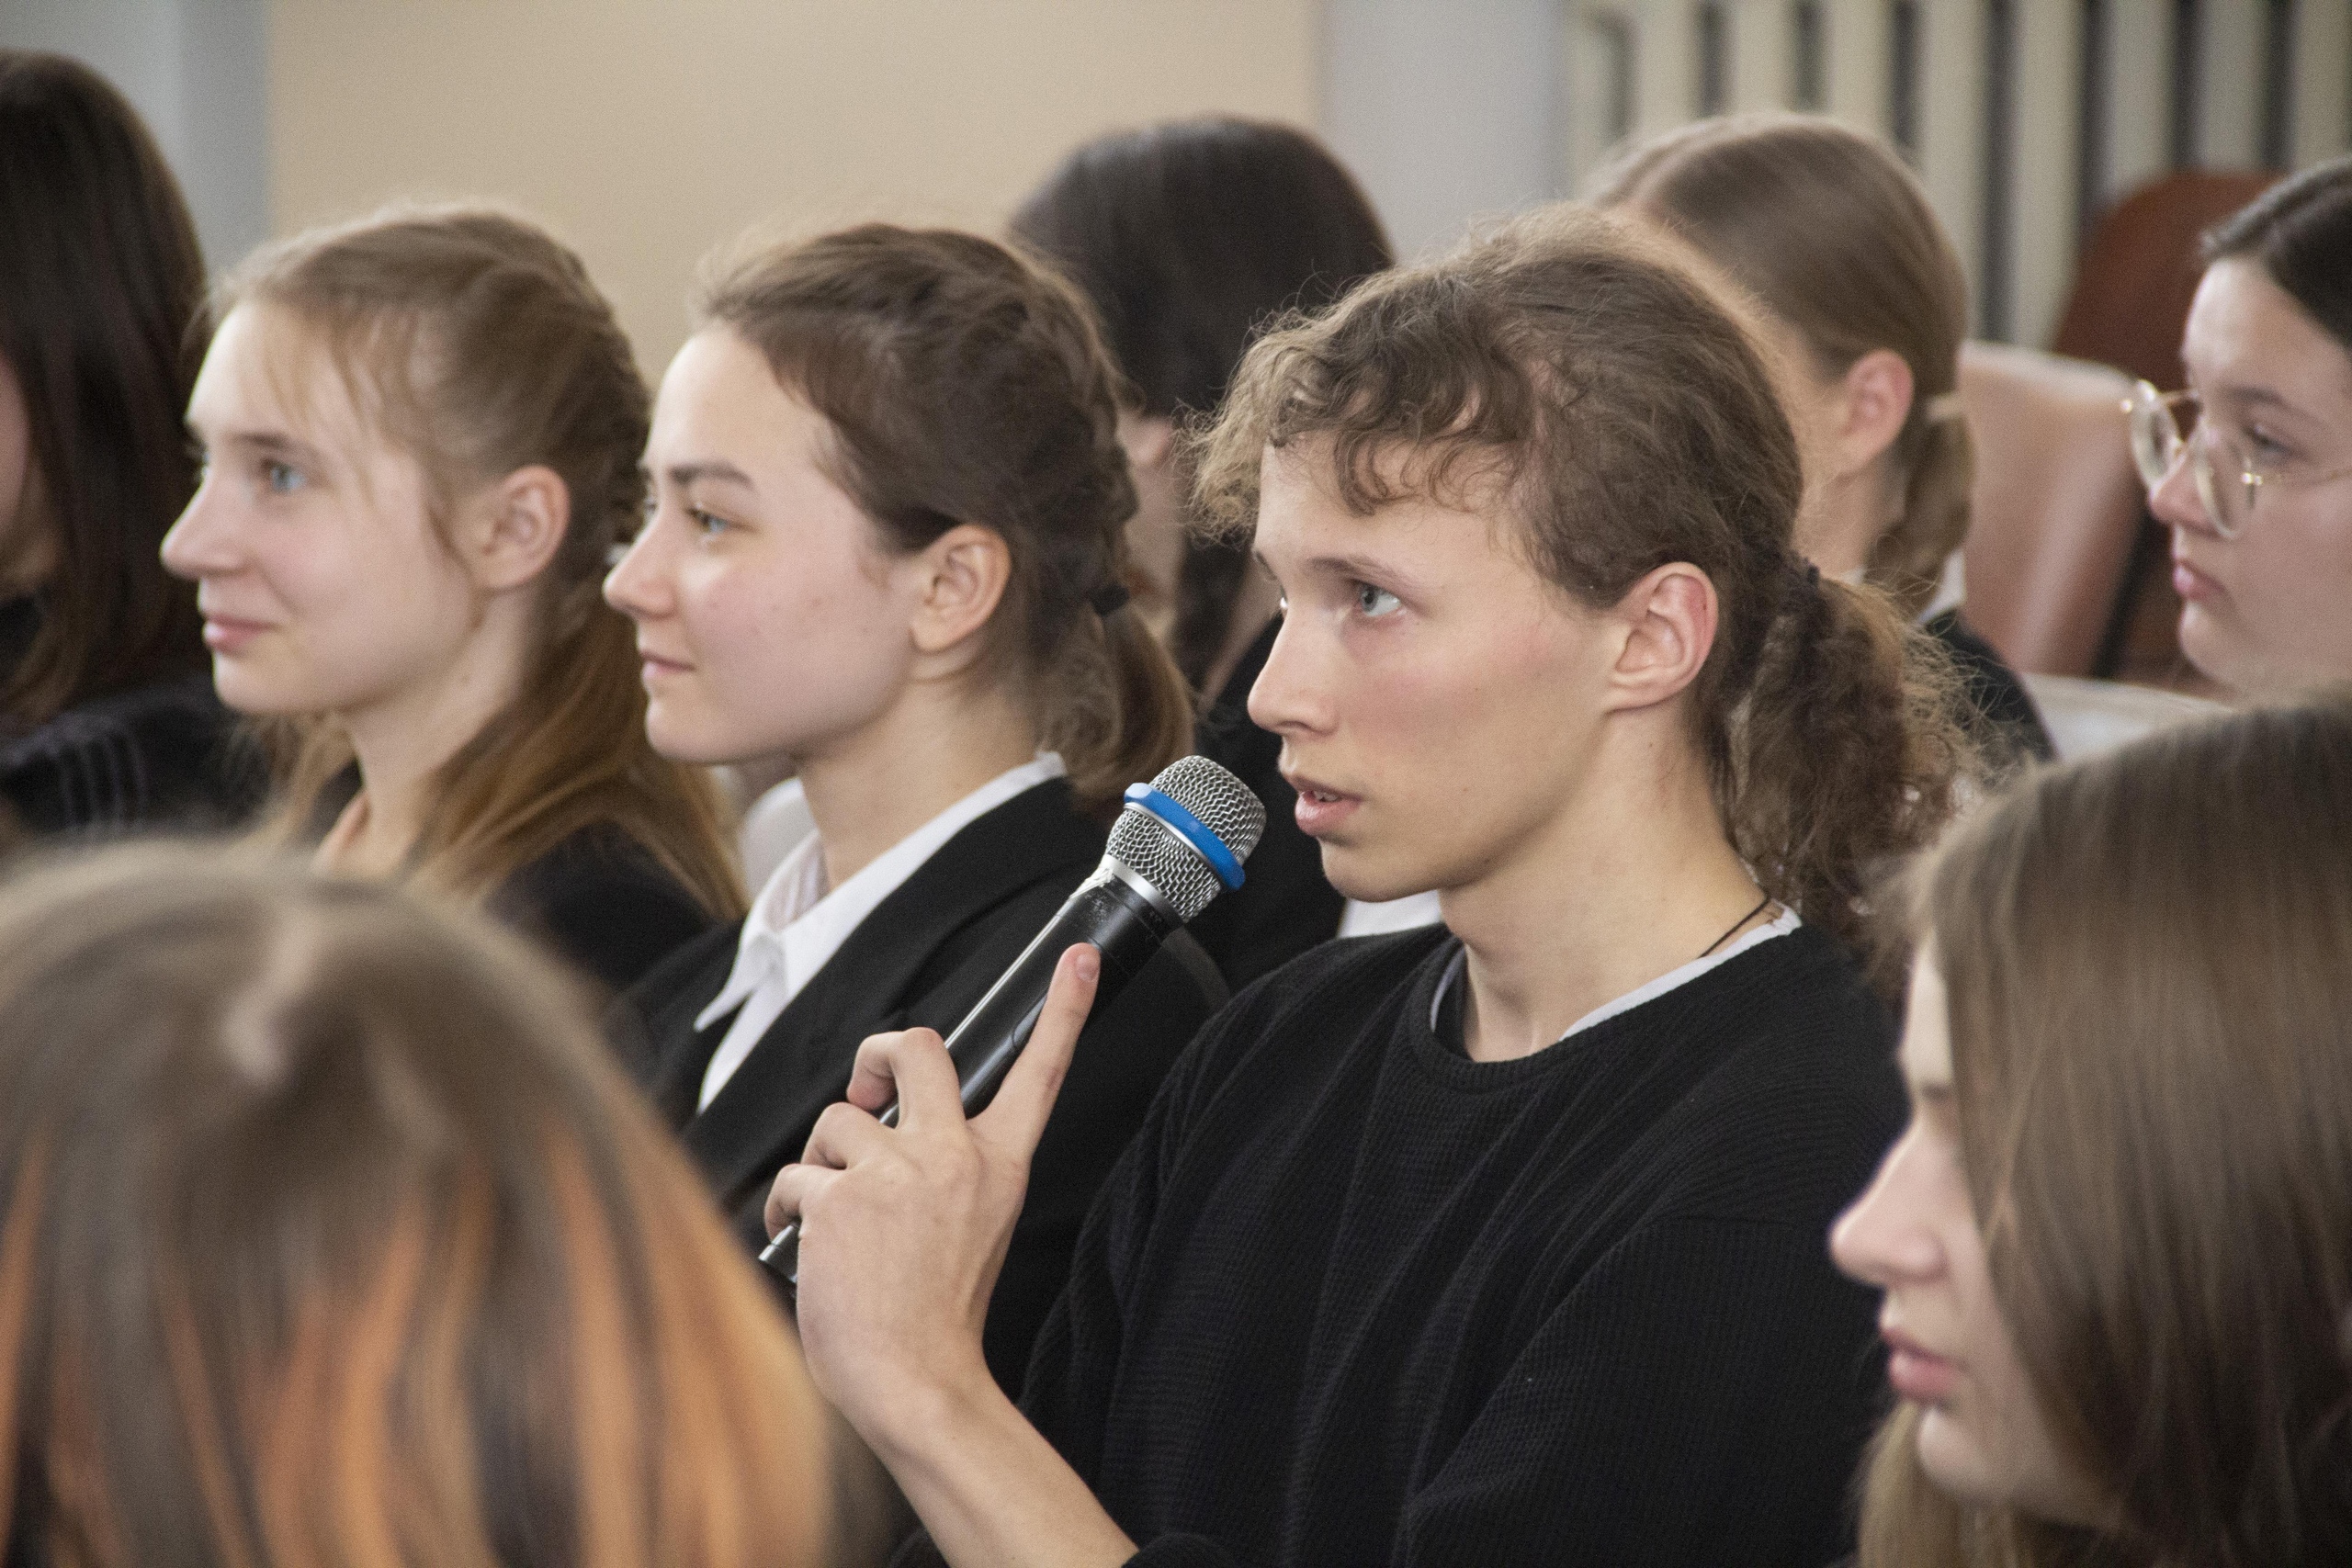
[1730,566,1966,951]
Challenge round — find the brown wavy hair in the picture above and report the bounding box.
[0,51,209,731]
[1192,205,1970,954]
[0,845,828,1566]
[1591,114,1974,620]
[696,223,1193,815]
[227,209,741,914]
[1860,695,2352,1568]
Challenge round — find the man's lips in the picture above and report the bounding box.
[1283,771,1360,836]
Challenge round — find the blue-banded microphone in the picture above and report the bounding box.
[759,755,1267,1282]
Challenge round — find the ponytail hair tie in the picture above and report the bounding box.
[1087,581,1132,617]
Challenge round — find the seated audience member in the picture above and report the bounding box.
[605,225,1222,1393]
[161,209,741,992]
[0,52,263,843]
[1012,118,1395,987]
[1834,695,2352,1566]
[2137,154,2352,697]
[1595,114,2052,767]
[0,846,828,1567]
[769,208,1974,1568]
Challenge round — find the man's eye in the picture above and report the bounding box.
[1354,582,1401,617]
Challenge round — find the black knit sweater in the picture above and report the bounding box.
[905,921,1903,1568]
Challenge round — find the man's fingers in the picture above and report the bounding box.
[854,1025,965,1134]
[974,943,1097,1156]
[843,1027,945,1114]
[801,1100,892,1172]
[764,1161,833,1238]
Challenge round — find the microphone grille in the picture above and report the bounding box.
[1148,755,1267,863]
[1103,756,1268,923]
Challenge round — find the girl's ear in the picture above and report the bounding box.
[466,465,571,592]
[1832,349,1917,478]
[907,522,1012,661]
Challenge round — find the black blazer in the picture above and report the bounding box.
[616,777,1225,1393]
[492,825,717,996]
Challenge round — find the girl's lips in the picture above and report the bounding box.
[1883,1332,1962,1404]
[637,651,693,680]
[200,615,270,654]
[2173,554,2223,604]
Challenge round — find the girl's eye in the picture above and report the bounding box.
[2245,426,2294,467]
[689,508,729,537]
[1353,582,1402,618]
[261,459,306,495]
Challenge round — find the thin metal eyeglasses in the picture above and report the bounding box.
[2125,378,2352,539]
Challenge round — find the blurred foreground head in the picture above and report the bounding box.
[0,847,826,1567]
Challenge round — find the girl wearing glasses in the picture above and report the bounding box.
[2131,154,2352,698]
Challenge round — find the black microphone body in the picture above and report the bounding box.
[759,753,1264,1284]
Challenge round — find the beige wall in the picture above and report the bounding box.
[268,0,1320,372]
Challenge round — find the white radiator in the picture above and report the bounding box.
[1555,0,2352,345]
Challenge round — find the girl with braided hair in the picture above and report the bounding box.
[605,224,1218,1394]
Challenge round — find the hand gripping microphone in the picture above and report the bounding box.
[759,755,1267,1282]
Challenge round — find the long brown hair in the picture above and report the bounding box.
[0,51,209,730]
[0,845,827,1566]
[228,209,741,913]
[697,223,1193,814]
[1591,114,1974,619]
[1011,118,1393,689]
[1862,696,2352,1567]
[1193,205,1969,953]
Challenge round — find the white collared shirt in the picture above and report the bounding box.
[693,753,1068,1111]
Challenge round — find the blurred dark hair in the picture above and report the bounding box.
[1012,118,1392,688]
[2204,152,2352,355]
[0,51,209,731]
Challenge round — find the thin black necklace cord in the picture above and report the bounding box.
[1697,892,1774,960]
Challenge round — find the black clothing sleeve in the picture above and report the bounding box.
[1184,616,1342,992]
[0,672,265,842]
[491,829,716,996]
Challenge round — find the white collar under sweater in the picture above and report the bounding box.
[693,753,1067,1111]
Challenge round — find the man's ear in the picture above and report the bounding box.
[907,522,1012,662]
[1832,348,1917,478]
[466,465,571,592]
[1603,561,1718,712]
